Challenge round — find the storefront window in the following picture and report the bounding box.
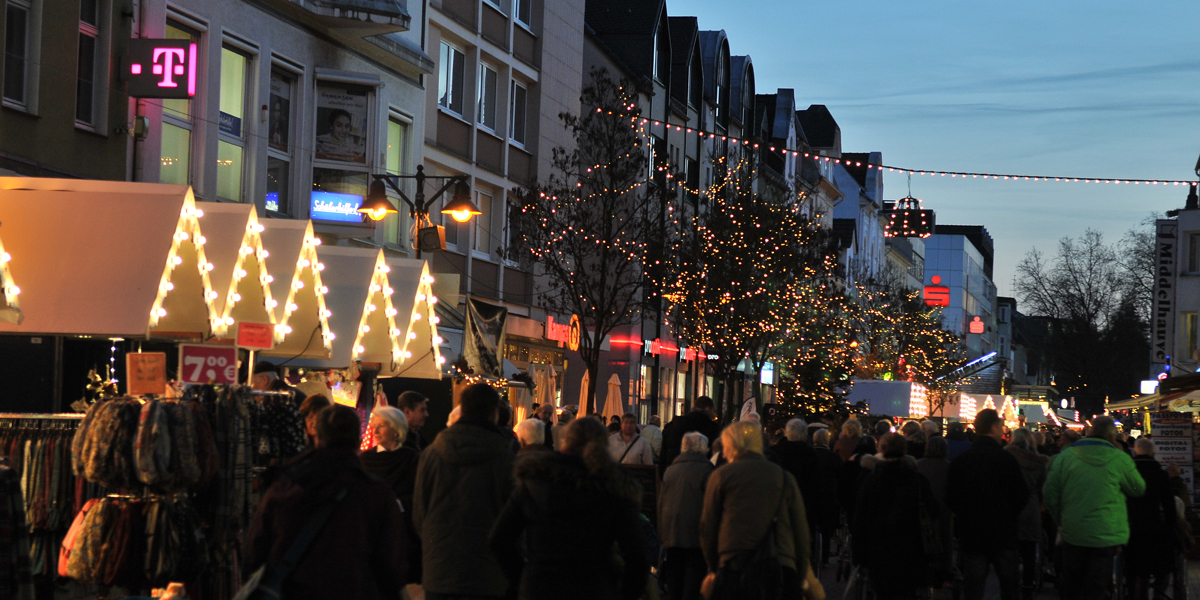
[266,68,295,215]
[265,157,289,213]
[216,141,243,201]
[160,122,190,185]
[384,116,410,246]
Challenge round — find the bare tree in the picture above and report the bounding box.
[1116,213,1159,325]
[514,68,664,414]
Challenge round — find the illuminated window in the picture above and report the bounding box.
[383,115,411,247]
[216,45,249,201]
[160,21,199,185]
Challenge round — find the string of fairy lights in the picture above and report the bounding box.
[597,108,1200,188]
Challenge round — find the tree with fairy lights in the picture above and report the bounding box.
[670,160,848,418]
[514,68,669,414]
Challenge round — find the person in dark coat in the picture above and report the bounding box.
[811,428,842,564]
[853,433,944,599]
[902,420,927,459]
[947,409,1029,600]
[1005,428,1048,598]
[535,404,557,450]
[397,391,429,453]
[945,422,972,461]
[245,404,406,600]
[771,418,825,553]
[414,384,515,600]
[658,431,715,600]
[1126,438,1179,600]
[490,417,650,600]
[659,396,721,476]
[833,419,863,462]
[359,405,423,585]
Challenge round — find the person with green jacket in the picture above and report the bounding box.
[1043,416,1145,600]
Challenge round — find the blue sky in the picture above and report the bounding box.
[675,0,1200,297]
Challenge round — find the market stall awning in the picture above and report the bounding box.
[267,246,400,369]
[1107,391,1186,411]
[0,177,219,338]
[195,202,277,337]
[0,228,21,324]
[257,219,332,358]
[379,257,443,380]
[1166,390,1200,412]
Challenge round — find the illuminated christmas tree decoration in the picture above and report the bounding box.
[258,220,334,359]
[379,258,444,380]
[193,202,279,338]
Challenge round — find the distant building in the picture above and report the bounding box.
[832,152,887,285]
[923,225,998,359]
[1151,187,1200,375]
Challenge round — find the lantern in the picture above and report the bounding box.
[885,196,935,238]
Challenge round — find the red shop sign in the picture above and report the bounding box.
[178,344,238,385]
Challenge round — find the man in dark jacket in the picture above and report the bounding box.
[1126,438,1179,599]
[398,391,429,452]
[945,421,972,461]
[947,409,1029,600]
[413,384,515,600]
[660,396,721,476]
[659,431,715,600]
[771,419,825,540]
[245,405,406,600]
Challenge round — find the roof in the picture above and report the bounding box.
[0,178,219,338]
[842,152,872,188]
[833,218,857,249]
[796,105,839,150]
[698,30,729,102]
[584,0,667,80]
[730,56,754,126]
[667,17,699,105]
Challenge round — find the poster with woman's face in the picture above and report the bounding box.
[268,73,291,152]
[315,85,367,164]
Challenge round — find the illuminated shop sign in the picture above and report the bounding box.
[127,39,198,99]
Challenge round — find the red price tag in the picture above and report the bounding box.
[236,321,274,350]
[178,344,239,384]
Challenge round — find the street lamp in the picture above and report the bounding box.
[363,165,480,257]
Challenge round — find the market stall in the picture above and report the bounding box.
[0,177,220,340]
[194,202,278,337]
[258,219,333,358]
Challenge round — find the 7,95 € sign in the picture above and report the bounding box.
[178,344,238,385]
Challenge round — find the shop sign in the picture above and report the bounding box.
[310,191,364,223]
[545,315,571,345]
[179,344,238,385]
[682,347,697,362]
[127,39,198,99]
[923,275,950,307]
[1152,220,1178,365]
[968,316,985,334]
[1151,414,1193,499]
[126,352,167,396]
[236,321,274,350]
[567,315,581,352]
[644,339,678,357]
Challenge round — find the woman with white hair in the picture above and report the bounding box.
[516,418,550,455]
[659,432,714,600]
[700,421,819,599]
[359,405,423,586]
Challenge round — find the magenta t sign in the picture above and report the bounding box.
[127,39,198,99]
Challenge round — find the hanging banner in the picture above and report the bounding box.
[1151,220,1177,371]
[464,299,507,378]
[1150,413,1193,501]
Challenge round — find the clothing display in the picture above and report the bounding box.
[63,496,205,588]
[0,466,34,600]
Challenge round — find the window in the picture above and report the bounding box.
[504,199,523,267]
[1187,313,1198,361]
[217,45,250,201]
[998,305,1010,324]
[438,42,465,115]
[514,0,530,27]
[652,26,669,83]
[474,191,492,255]
[384,116,411,247]
[1189,233,1200,274]
[160,21,199,185]
[477,64,497,132]
[509,80,526,146]
[687,56,701,108]
[75,0,98,124]
[4,0,31,107]
[265,68,295,214]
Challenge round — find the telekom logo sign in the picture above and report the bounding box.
[127,39,198,99]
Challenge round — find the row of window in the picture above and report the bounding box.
[4,0,105,127]
[483,0,532,29]
[438,41,527,147]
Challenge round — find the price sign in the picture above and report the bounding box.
[179,344,238,384]
[236,321,275,350]
[126,352,167,396]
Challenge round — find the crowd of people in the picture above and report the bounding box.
[238,386,1192,600]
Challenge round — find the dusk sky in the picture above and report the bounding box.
[677,0,1200,297]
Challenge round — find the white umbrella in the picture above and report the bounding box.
[602,374,625,422]
[578,370,591,415]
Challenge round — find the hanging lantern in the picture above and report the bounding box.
[885,196,935,238]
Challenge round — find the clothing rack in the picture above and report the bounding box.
[0,413,85,420]
[250,391,292,397]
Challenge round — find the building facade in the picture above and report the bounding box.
[923,225,998,359]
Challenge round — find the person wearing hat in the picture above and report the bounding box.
[252,361,299,399]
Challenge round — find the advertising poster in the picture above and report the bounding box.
[268,73,291,152]
[314,85,367,163]
[1150,414,1194,501]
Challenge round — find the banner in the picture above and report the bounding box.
[314,85,368,163]
[1151,414,1193,501]
[464,299,507,379]
[1151,220,1177,371]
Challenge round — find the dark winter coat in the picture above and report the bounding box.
[916,456,951,506]
[359,446,422,584]
[413,419,515,596]
[852,458,944,597]
[490,452,650,600]
[771,439,825,531]
[1126,455,1178,576]
[700,452,810,574]
[659,451,714,548]
[947,436,1030,553]
[812,444,842,532]
[245,447,406,600]
[659,410,721,475]
[1005,444,1049,542]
